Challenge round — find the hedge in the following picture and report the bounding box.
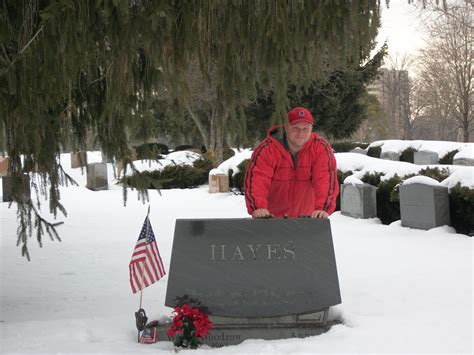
[367,146,382,158]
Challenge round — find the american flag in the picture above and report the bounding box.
[140,327,157,344]
[129,216,166,294]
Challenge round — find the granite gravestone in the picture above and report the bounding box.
[71,151,87,169]
[341,183,377,219]
[380,151,400,161]
[159,218,341,346]
[0,157,8,176]
[453,157,474,166]
[209,174,229,193]
[2,174,30,202]
[86,163,108,191]
[349,147,367,155]
[399,183,450,230]
[414,151,439,165]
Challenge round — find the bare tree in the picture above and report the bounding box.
[417,2,473,142]
[376,54,414,139]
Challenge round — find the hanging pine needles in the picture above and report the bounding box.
[1,0,382,259]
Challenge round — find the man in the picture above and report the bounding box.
[244,107,339,219]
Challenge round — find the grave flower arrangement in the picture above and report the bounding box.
[167,304,213,349]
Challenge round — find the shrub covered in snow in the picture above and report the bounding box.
[399,147,417,163]
[367,145,381,158]
[229,159,250,195]
[449,184,474,236]
[439,149,459,165]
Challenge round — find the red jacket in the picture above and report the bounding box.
[244,126,339,217]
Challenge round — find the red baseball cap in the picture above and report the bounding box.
[287,107,314,125]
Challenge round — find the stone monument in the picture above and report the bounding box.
[2,174,31,202]
[340,183,377,219]
[71,151,87,169]
[399,183,450,230]
[156,218,341,347]
[209,174,230,193]
[414,151,439,165]
[86,163,108,191]
[0,157,9,176]
[380,151,400,161]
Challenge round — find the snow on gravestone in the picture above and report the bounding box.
[414,151,438,165]
[159,218,341,347]
[349,147,367,155]
[341,183,376,219]
[399,178,450,230]
[86,163,108,191]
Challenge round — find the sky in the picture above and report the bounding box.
[375,1,427,62]
[0,145,472,354]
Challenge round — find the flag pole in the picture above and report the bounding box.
[137,205,151,343]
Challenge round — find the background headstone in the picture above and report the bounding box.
[340,183,377,219]
[209,174,229,193]
[2,175,31,202]
[414,151,439,165]
[400,183,450,230]
[86,163,108,191]
[453,158,474,166]
[0,157,8,176]
[350,148,367,155]
[380,151,400,161]
[70,151,87,169]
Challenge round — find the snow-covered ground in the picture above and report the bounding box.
[0,143,473,354]
[367,139,472,160]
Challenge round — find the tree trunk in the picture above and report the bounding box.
[185,104,210,151]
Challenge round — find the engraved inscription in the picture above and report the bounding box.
[209,241,296,261]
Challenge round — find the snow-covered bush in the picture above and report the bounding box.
[449,184,474,236]
[367,145,381,158]
[229,159,250,194]
[399,147,417,163]
[439,149,459,164]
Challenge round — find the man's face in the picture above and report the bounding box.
[285,122,313,151]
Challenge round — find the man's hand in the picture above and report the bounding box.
[252,208,273,218]
[311,210,329,219]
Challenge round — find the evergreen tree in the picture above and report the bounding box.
[1,0,382,258]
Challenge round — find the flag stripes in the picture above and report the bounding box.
[129,216,166,294]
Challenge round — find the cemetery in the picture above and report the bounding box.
[1,1,472,353]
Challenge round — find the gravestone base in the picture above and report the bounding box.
[154,309,335,347]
